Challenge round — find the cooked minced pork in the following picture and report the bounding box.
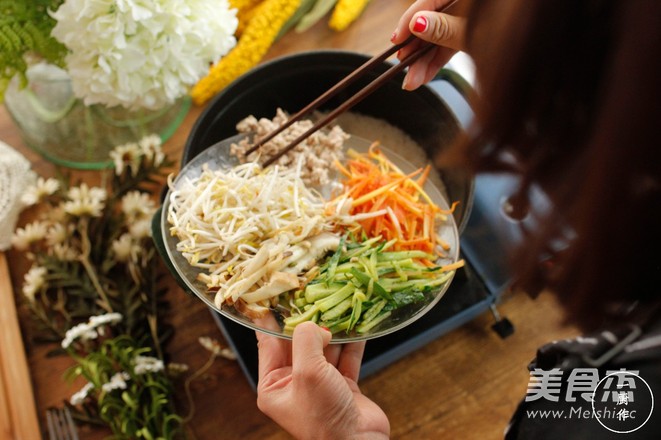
[230,108,348,187]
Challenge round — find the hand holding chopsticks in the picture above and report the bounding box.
[247,0,459,168]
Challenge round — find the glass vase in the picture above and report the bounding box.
[3,63,190,170]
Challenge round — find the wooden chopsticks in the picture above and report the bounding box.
[247,1,459,168]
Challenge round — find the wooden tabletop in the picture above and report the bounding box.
[1,1,579,438]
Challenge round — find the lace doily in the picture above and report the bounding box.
[0,141,36,250]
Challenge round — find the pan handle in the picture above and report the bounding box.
[427,67,475,130]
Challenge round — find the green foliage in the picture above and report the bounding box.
[66,335,184,439]
[18,137,174,356]
[13,138,196,437]
[0,0,66,98]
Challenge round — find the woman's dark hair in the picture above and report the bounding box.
[445,0,661,330]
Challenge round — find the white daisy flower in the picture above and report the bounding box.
[63,184,107,217]
[121,191,155,221]
[62,322,98,349]
[88,313,123,327]
[133,355,165,375]
[22,265,48,303]
[198,336,236,360]
[70,382,94,405]
[109,142,143,176]
[21,177,60,206]
[101,372,130,393]
[139,135,165,167]
[50,243,79,261]
[12,221,48,250]
[128,219,152,240]
[198,336,220,355]
[61,313,123,349]
[46,223,69,246]
[111,233,134,262]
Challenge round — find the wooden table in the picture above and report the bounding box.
[1,1,579,438]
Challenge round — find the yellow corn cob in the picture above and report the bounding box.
[231,0,265,35]
[191,0,301,106]
[229,0,263,11]
[236,7,257,36]
[328,0,370,32]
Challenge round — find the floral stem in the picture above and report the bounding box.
[30,302,66,339]
[182,353,217,423]
[78,218,113,313]
[147,314,163,360]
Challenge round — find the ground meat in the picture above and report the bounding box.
[229,108,348,187]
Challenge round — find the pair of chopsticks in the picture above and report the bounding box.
[246,1,459,168]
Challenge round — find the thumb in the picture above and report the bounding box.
[292,322,332,375]
[409,12,465,52]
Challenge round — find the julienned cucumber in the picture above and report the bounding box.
[283,237,456,335]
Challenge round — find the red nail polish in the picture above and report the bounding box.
[321,326,331,332]
[413,16,428,33]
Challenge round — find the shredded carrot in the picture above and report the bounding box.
[416,164,432,187]
[334,148,459,259]
[333,158,352,178]
[438,200,460,215]
[440,259,465,272]
[351,169,421,206]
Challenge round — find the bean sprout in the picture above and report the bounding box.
[167,162,337,313]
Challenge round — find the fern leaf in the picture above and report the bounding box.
[0,0,66,99]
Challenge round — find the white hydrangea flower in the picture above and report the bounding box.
[50,0,238,110]
[133,355,164,375]
[101,372,131,393]
[21,177,60,206]
[121,191,155,221]
[12,221,48,250]
[109,142,143,176]
[70,382,95,405]
[63,184,107,217]
[22,265,48,303]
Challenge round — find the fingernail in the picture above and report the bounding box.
[321,326,331,333]
[391,31,397,42]
[413,16,428,33]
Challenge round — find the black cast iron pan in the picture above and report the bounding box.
[182,50,474,232]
